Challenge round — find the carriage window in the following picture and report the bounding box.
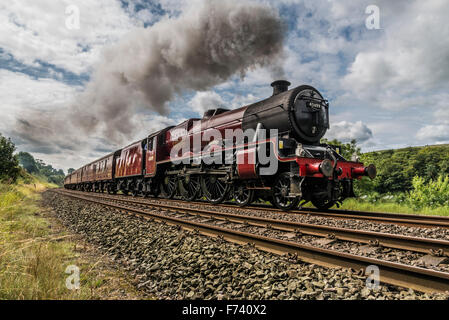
[148,138,154,151]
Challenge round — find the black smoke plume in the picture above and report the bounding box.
[15,0,286,150]
[73,0,286,141]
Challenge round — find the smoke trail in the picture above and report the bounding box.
[73,0,286,141]
[14,0,286,149]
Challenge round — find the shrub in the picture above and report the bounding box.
[407,175,449,209]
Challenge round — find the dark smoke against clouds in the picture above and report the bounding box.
[72,0,286,142]
[13,0,286,159]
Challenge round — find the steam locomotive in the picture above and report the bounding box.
[64,80,376,210]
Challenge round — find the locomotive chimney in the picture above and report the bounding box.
[271,80,291,96]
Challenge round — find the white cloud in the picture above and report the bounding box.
[230,93,259,109]
[0,69,100,169]
[139,113,184,133]
[0,0,144,74]
[416,125,449,143]
[158,0,190,13]
[0,69,80,127]
[343,0,449,109]
[0,69,156,170]
[188,91,226,116]
[325,121,373,144]
[435,108,449,125]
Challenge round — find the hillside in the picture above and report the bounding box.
[357,144,449,194]
[17,152,66,186]
[1,133,65,186]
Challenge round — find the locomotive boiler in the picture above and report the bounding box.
[64,80,376,210]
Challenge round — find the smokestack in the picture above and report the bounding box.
[271,80,291,96]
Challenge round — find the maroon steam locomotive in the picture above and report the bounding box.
[64,80,376,210]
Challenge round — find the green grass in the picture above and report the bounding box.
[0,173,136,300]
[338,198,449,216]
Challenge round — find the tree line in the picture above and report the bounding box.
[322,138,449,195]
[0,133,66,185]
[357,144,449,194]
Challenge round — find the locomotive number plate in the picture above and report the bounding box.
[308,101,322,111]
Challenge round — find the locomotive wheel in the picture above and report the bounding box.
[271,172,299,211]
[311,197,335,210]
[201,175,229,204]
[150,181,161,198]
[233,184,254,207]
[132,182,144,197]
[161,175,177,199]
[179,175,201,201]
[142,182,152,198]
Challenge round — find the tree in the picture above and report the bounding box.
[68,168,75,174]
[0,133,20,182]
[376,162,409,193]
[356,144,449,195]
[321,138,361,160]
[17,152,39,174]
[32,157,66,186]
[440,160,449,176]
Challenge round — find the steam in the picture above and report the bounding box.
[14,0,286,151]
[73,0,286,142]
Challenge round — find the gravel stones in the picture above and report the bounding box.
[144,197,449,241]
[43,191,449,300]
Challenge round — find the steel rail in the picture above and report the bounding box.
[207,201,449,228]
[52,189,449,293]
[57,189,449,256]
[295,207,449,228]
[60,189,449,228]
[130,195,449,228]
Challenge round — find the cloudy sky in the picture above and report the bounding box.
[1,0,448,172]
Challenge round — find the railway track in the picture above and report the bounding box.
[58,189,449,256]
[290,206,449,229]
[61,189,449,229]
[52,189,449,293]
[143,197,449,229]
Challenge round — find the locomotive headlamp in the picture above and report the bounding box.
[319,159,334,177]
[351,153,360,162]
[295,144,305,157]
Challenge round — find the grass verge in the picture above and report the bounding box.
[338,198,449,216]
[0,174,142,299]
